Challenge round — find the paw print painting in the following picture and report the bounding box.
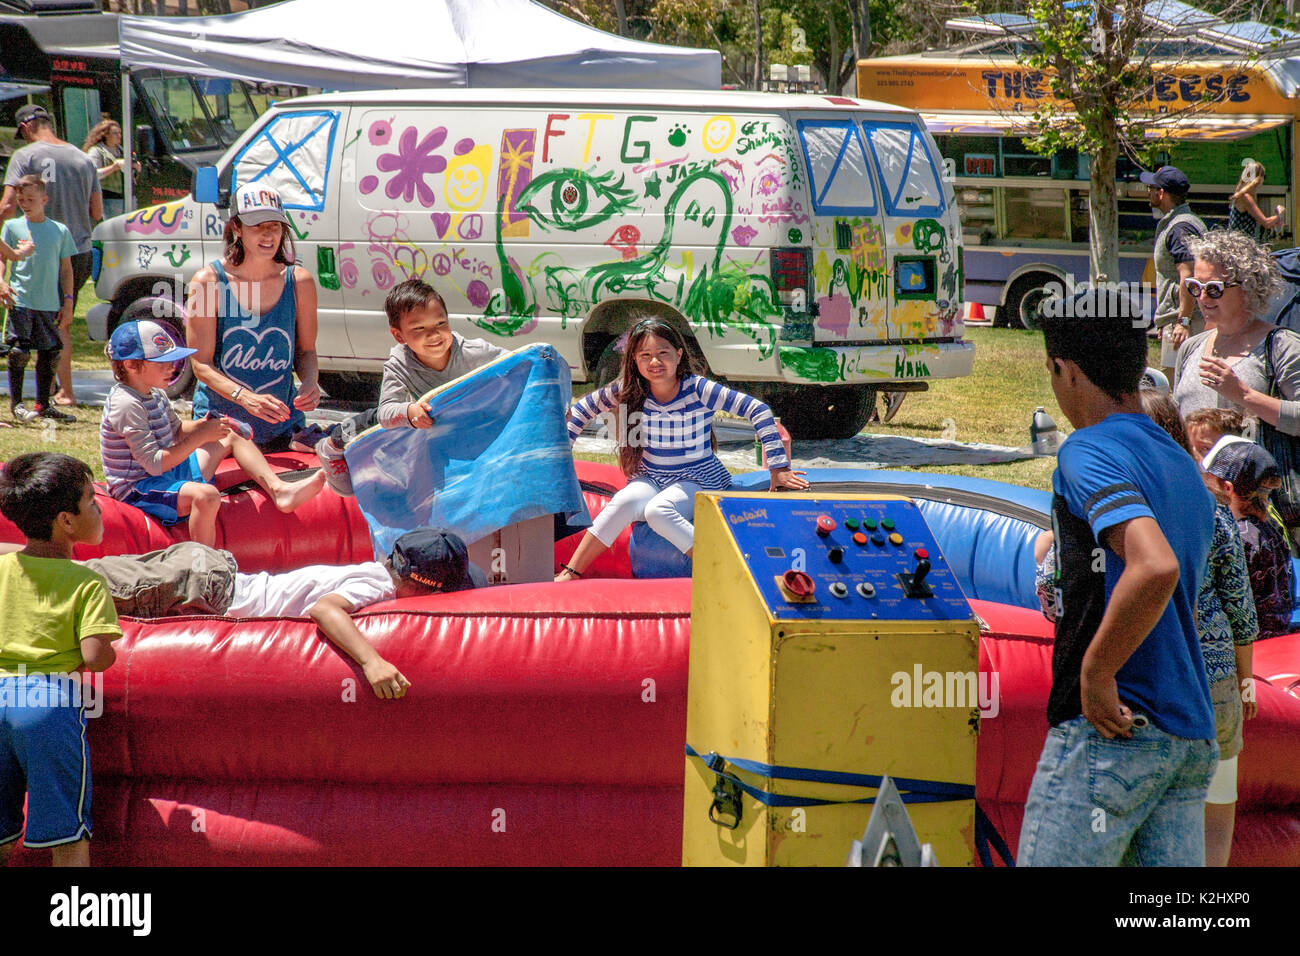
[667,123,691,148]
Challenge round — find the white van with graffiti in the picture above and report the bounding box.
[90,88,972,437]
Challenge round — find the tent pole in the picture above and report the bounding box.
[121,66,134,213]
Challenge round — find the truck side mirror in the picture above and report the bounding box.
[194,166,221,205]
[136,125,159,158]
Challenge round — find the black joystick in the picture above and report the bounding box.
[897,548,935,598]
[907,558,932,597]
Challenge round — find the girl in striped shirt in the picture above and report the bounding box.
[556,318,808,581]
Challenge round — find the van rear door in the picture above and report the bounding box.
[793,116,887,344]
[857,119,962,351]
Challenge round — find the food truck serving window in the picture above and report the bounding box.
[862,121,946,218]
[796,120,878,215]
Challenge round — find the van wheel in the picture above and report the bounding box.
[115,296,195,400]
[319,372,380,403]
[1004,274,1059,330]
[756,383,877,440]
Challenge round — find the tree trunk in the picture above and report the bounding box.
[857,0,871,57]
[752,0,763,91]
[828,8,841,95]
[614,0,627,37]
[1088,123,1121,284]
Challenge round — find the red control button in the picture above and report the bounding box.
[915,548,930,561]
[816,515,836,536]
[853,532,868,546]
[782,569,815,597]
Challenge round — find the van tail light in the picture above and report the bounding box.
[771,247,811,308]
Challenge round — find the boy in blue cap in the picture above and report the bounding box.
[100,320,324,546]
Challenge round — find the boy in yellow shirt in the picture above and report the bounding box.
[0,453,120,867]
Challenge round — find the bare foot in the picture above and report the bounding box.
[271,470,327,512]
[52,392,76,407]
[554,569,579,582]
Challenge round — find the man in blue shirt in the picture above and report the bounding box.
[1019,290,1218,866]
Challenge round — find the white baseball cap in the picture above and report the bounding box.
[233,183,289,226]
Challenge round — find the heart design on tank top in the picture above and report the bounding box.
[220,325,294,393]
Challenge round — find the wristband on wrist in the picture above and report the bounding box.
[230,386,244,402]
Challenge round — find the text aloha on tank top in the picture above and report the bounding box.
[191,260,305,445]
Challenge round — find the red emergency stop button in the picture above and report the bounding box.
[816,515,835,536]
[782,569,815,598]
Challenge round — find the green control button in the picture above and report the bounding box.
[881,517,895,531]
[845,518,860,530]
[862,518,878,531]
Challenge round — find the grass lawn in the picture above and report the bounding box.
[0,303,1160,493]
[0,296,113,477]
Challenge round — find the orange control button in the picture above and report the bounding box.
[853,532,868,546]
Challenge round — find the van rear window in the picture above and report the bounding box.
[861,122,946,218]
[796,120,878,216]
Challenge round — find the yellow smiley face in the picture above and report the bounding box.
[443,144,492,211]
[702,115,735,154]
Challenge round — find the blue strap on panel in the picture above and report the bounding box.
[685,744,974,805]
[974,802,1016,868]
[686,744,1014,867]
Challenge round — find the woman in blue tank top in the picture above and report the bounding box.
[187,183,321,450]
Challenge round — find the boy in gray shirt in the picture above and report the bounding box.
[315,279,506,495]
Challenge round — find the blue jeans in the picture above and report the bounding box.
[1018,715,1217,866]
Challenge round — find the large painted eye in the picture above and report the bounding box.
[517,168,637,232]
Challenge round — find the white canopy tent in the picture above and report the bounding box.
[118,0,722,91]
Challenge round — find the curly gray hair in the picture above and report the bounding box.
[1185,228,1282,318]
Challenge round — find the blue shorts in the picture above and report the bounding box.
[121,451,208,525]
[0,673,93,848]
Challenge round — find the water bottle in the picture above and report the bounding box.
[1030,407,1059,456]
[761,417,793,468]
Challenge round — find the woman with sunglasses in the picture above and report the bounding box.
[1172,230,1299,535]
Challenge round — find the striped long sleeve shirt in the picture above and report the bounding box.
[101,383,184,500]
[567,375,789,490]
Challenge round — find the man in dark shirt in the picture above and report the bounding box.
[1143,165,1204,380]
[1019,290,1218,866]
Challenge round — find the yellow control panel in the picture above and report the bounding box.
[683,492,980,866]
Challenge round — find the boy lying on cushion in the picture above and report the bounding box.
[0,528,484,700]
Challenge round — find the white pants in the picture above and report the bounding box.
[590,479,701,554]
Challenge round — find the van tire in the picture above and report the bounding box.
[1003,273,1058,330]
[319,372,380,403]
[114,296,195,400]
[749,383,877,440]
